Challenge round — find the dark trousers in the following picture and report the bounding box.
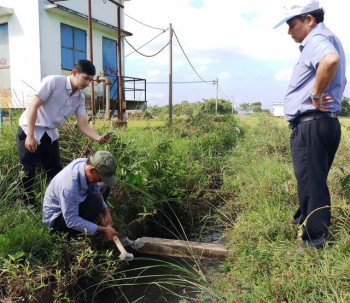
[52,186,111,236]
[16,127,62,205]
[290,117,341,241]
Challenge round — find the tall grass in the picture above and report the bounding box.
[212,114,350,303]
[0,113,241,302]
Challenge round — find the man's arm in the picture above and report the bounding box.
[76,115,110,144]
[311,53,340,111]
[25,96,44,153]
[101,207,114,227]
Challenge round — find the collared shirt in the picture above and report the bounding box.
[42,158,107,234]
[19,75,86,142]
[284,22,346,121]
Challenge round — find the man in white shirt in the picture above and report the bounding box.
[16,59,110,206]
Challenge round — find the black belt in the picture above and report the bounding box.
[289,111,337,129]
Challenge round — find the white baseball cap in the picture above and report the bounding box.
[274,0,321,28]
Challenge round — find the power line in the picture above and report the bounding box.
[173,30,213,85]
[125,37,170,57]
[148,80,215,84]
[218,84,230,99]
[124,13,166,31]
[125,28,169,57]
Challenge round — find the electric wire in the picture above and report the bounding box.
[125,28,169,57]
[173,30,213,85]
[148,81,215,84]
[125,13,166,31]
[218,84,230,100]
[125,37,170,57]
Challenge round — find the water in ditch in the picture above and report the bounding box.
[97,229,224,303]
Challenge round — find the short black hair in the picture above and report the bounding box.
[297,8,324,24]
[74,59,96,76]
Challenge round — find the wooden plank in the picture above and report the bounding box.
[129,237,228,261]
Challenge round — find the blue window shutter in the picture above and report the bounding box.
[61,23,86,70]
[62,48,74,70]
[102,37,118,99]
[74,28,86,52]
[61,24,73,48]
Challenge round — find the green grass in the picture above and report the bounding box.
[0,113,241,302]
[3,112,350,302]
[210,115,350,303]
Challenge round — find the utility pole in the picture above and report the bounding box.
[215,78,218,114]
[87,0,95,118]
[232,96,234,115]
[169,23,173,125]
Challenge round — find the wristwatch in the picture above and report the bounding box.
[310,91,320,100]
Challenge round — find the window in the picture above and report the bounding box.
[60,23,86,70]
[102,37,118,99]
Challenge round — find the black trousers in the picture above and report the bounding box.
[290,117,341,241]
[16,127,62,205]
[52,186,111,236]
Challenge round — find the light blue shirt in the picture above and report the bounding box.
[284,22,346,121]
[42,158,107,234]
[19,75,86,142]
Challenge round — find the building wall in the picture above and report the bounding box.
[272,103,284,117]
[0,0,127,108]
[0,0,42,108]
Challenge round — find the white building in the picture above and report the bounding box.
[0,0,145,111]
[272,102,284,117]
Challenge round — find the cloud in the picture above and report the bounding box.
[124,0,350,107]
[219,71,230,80]
[189,0,204,9]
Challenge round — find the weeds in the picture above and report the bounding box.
[214,115,350,303]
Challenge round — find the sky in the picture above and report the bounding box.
[123,0,350,110]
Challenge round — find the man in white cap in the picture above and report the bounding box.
[274,0,346,248]
[42,150,118,241]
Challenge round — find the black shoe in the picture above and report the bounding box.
[291,215,304,226]
[301,237,326,249]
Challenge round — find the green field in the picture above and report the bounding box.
[1,113,350,302]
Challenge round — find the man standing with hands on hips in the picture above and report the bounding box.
[274,0,346,248]
[16,60,111,206]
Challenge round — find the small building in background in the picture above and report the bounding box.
[0,0,147,114]
[272,102,284,117]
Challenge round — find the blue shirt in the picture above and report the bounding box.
[284,23,346,121]
[42,158,107,234]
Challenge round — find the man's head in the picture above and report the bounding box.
[71,59,96,90]
[86,150,117,186]
[274,0,324,43]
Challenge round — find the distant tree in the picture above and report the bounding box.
[251,102,262,113]
[147,105,162,117]
[239,102,251,113]
[339,96,350,117]
[200,98,232,115]
[173,101,194,116]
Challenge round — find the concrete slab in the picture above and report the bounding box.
[128,237,228,261]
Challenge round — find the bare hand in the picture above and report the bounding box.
[97,134,111,144]
[312,92,333,112]
[104,225,117,241]
[25,135,39,153]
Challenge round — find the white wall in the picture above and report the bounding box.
[40,0,127,100]
[0,0,128,108]
[58,0,125,29]
[0,0,42,108]
[272,103,284,117]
